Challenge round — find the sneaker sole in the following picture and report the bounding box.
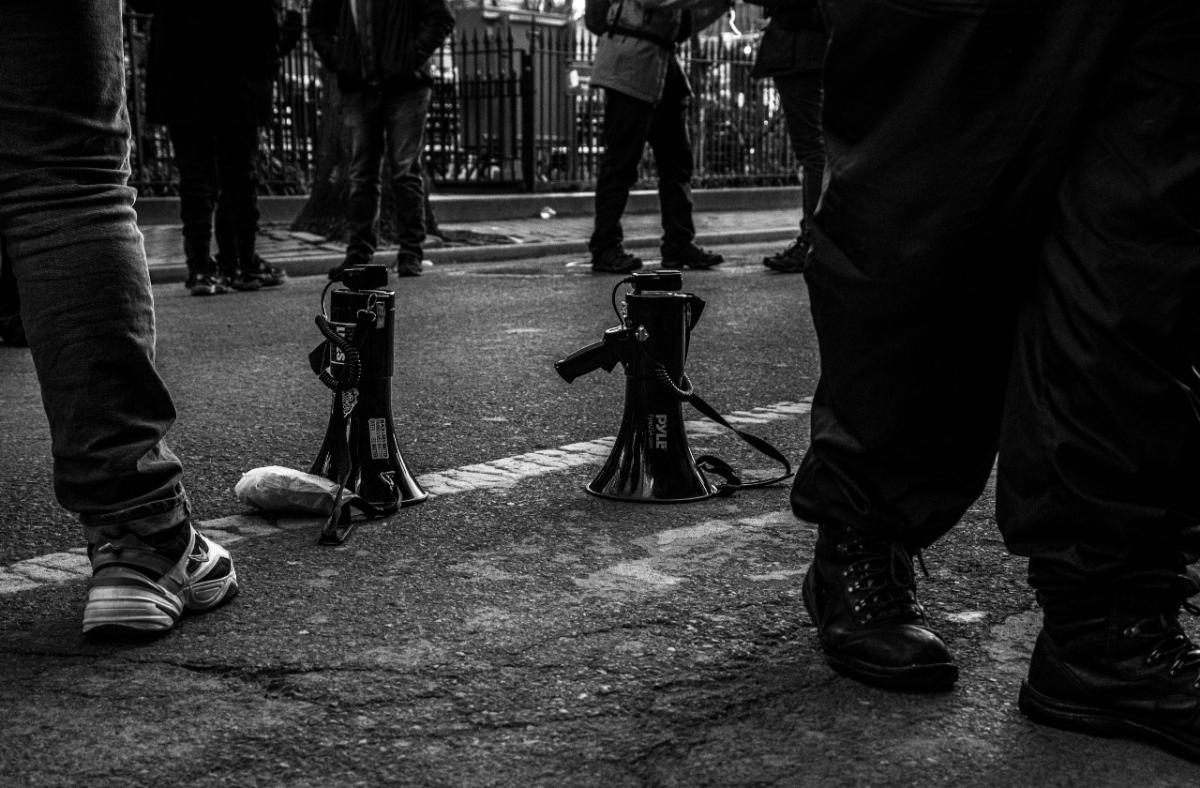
[801,568,959,692]
[82,583,183,635]
[1019,681,1200,762]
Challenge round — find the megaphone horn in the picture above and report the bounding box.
[310,266,426,544]
[556,272,715,503]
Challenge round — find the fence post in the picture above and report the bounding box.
[520,47,535,191]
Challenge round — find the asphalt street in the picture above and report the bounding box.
[1,246,1197,786]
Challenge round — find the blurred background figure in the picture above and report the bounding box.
[310,0,456,281]
[130,0,301,296]
[586,0,733,274]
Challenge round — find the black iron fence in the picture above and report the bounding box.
[122,13,796,195]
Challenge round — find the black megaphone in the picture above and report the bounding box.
[309,265,426,544]
[555,270,716,502]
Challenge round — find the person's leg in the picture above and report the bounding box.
[214,123,266,290]
[796,0,1123,689]
[168,124,222,288]
[998,1,1200,759]
[650,62,721,270]
[382,86,432,275]
[647,61,696,250]
[342,88,386,268]
[588,87,652,270]
[0,0,236,633]
[214,178,236,276]
[765,71,823,272]
[776,71,823,226]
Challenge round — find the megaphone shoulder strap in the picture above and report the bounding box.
[685,390,794,496]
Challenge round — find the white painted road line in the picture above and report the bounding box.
[0,398,812,595]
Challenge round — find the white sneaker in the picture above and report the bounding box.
[82,525,238,636]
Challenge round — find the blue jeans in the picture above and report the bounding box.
[343,85,431,263]
[0,0,189,543]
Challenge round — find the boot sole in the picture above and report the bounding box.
[1019,681,1200,762]
[802,568,959,692]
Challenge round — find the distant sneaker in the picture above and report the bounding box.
[591,245,643,274]
[661,242,723,270]
[82,523,239,636]
[189,273,229,297]
[394,252,422,277]
[246,254,287,287]
[763,232,812,274]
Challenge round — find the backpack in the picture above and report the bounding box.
[584,0,617,36]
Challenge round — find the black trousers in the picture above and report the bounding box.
[590,59,696,254]
[793,0,1200,611]
[774,71,823,234]
[169,123,260,272]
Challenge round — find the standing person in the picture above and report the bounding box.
[213,3,305,288]
[310,0,456,281]
[587,0,733,274]
[795,0,1200,762]
[130,0,293,296]
[0,0,238,634]
[747,0,825,274]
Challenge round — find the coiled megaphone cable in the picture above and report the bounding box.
[314,314,361,390]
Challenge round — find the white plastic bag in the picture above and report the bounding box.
[234,466,353,516]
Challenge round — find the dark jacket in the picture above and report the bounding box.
[591,0,731,104]
[308,0,456,94]
[749,0,827,79]
[128,0,288,129]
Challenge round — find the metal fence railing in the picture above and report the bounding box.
[122,13,797,196]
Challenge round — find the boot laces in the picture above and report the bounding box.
[843,540,926,624]
[1132,601,1200,687]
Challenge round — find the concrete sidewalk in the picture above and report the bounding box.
[138,187,803,284]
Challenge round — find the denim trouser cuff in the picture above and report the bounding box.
[80,484,191,544]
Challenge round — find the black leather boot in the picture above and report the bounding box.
[1020,606,1200,762]
[803,524,958,691]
